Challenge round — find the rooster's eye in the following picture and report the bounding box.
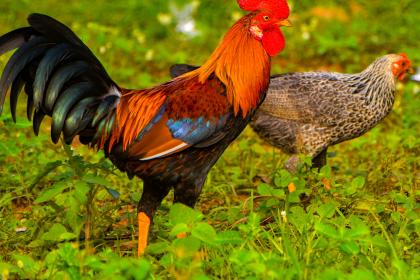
[263,16,270,21]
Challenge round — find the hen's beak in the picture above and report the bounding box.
[278,19,292,27]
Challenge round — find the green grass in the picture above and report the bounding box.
[0,0,419,279]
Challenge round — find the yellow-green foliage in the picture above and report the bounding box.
[0,1,419,279]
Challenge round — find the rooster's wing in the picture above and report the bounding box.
[115,77,232,161]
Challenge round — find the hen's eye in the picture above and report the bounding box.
[401,62,406,67]
[263,15,270,21]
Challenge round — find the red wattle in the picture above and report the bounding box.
[262,28,285,57]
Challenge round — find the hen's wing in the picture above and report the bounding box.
[260,72,367,126]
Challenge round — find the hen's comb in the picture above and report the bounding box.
[237,0,290,19]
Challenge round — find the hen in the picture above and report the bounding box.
[170,54,412,172]
[0,0,291,255]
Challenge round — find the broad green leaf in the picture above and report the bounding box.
[257,183,273,196]
[351,176,365,189]
[169,203,202,225]
[173,236,201,254]
[274,169,292,188]
[42,223,76,242]
[74,181,90,204]
[170,223,190,237]
[192,222,217,245]
[257,183,285,198]
[287,191,301,203]
[346,216,370,238]
[315,222,339,239]
[318,202,337,218]
[147,242,169,255]
[339,240,360,255]
[35,182,68,203]
[216,230,243,245]
[83,174,109,186]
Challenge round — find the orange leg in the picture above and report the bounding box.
[137,212,151,256]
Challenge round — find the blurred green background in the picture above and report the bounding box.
[1,0,419,87]
[0,0,419,279]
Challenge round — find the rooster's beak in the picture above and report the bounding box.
[278,19,292,27]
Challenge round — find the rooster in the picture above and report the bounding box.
[0,0,291,255]
[170,54,412,172]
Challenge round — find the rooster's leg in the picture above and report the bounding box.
[137,179,170,256]
[173,177,205,207]
[172,178,205,238]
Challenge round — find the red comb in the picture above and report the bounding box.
[237,0,290,19]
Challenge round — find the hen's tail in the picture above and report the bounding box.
[0,13,120,146]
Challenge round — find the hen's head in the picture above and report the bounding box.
[388,53,412,81]
[238,0,291,56]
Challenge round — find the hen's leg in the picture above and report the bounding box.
[312,148,328,170]
[137,179,170,256]
[312,148,331,190]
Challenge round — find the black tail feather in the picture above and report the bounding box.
[33,43,73,109]
[44,61,90,112]
[0,13,120,147]
[92,95,119,126]
[51,82,96,143]
[10,76,25,122]
[28,14,112,81]
[0,27,35,56]
[63,97,97,142]
[33,110,46,135]
[24,82,34,120]
[27,14,85,48]
[0,37,49,113]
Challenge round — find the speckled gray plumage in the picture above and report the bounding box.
[250,55,401,168]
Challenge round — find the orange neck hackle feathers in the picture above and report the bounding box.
[182,14,271,117]
[107,13,273,151]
